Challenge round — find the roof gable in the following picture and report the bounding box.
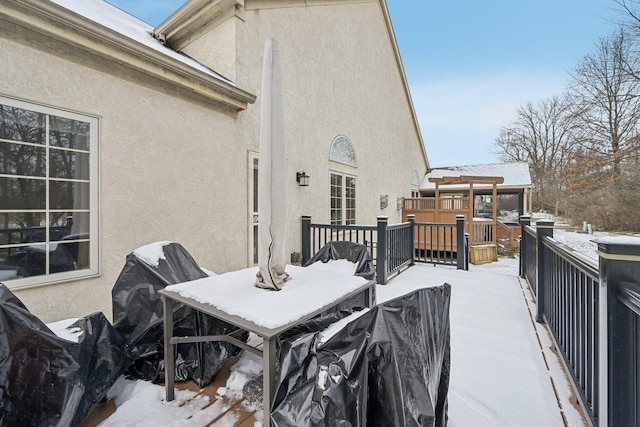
[154,0,429,168]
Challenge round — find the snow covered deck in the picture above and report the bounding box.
[84,259,587,427]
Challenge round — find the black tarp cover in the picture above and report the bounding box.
[0,284,128,427]
[112,242,244,387]
[272,284,451,427]
[305,241,376,281]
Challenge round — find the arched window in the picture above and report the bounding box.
[411,170,421,198]
[329,135,357,167]
[411,170,420,186]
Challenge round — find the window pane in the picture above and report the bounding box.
[0,141,46,177]
[253,158,259,213]
[49,212,89,239]
[49,181,90,210]
[55,241,89,271]
[0,177,46,210]
[0,212,47,245]
[331,209,341,225]
[50,116,90,150]
[49,149,90,180]
[0,244,47,278]
[0,105,46,144]
[253,225,258,265]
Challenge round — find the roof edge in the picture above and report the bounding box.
[244,0,376,10]
[378,0,429,169]
[3,0,256,115]
[154,0,244,51]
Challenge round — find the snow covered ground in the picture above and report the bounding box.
[91,257,586,426]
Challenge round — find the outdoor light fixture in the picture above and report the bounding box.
[296,171,310,186]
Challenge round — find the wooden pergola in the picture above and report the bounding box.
[428,175,505,231]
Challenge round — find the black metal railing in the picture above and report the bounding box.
[413,221,457,265]
[520,216,640,426]
[520,224,538,295]
[386,221,413,277]
[302,215,468,284]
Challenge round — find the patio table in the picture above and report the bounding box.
[159,264,376,427]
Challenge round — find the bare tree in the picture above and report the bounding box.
[569,28,640,175]
[563,28,640,230]
[494,95,576,215]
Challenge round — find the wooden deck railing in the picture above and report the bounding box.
[403,198,508,247]
[520,216,640,426]
[496,221,520,248]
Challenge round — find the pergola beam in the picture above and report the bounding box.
[428,175,504,186]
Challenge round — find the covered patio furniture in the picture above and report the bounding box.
[304,240,376,281]
[112,241,245,387]
[272,283,451,427]
[0,284,128,427]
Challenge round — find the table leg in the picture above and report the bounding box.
[263,336,276,427]
[163,295,175,401]
[365,284,376,308]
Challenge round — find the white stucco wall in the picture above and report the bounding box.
[230,2,429,246]
[0,36,250,322]
[0,1,428,322]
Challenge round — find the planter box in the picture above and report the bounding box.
[470,244,497,265]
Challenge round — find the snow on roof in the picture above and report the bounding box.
[49,0,232,84]
[421,162,532,191]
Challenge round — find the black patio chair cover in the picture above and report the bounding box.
[112,242,245,387]
[304,241,376,281]
[0,284,128,427]
[271,284,451,427]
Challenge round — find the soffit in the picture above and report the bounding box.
[154,0,245,51]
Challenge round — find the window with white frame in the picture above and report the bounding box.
[330,172,356,225]
[0,97,99,288]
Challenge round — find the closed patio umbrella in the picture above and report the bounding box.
[256,37,290,291]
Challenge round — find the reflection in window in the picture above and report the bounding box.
[329,136,357,167]
[0,100,96,285]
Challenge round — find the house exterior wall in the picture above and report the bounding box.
[0,36,249,322]
[227,2,428,245]
[0,0,428,322]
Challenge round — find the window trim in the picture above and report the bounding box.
[0,95,100,290]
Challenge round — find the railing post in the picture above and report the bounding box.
[519,215,531,278]
[456,215,465,270]
[376,216,388,285]
[301,215,311,265]
[407,214,415,266]
[595,237,640,427]
[464,233,469,271]
[535,219,553,323]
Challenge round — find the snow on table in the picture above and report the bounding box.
[165,264,368,330]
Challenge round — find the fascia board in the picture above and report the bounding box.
[154,0,243,50]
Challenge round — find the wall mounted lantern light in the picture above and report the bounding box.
[296,171,310,187]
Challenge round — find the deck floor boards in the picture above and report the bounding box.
[81,354,258,427]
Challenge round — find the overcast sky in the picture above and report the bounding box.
[108,0,621,167]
